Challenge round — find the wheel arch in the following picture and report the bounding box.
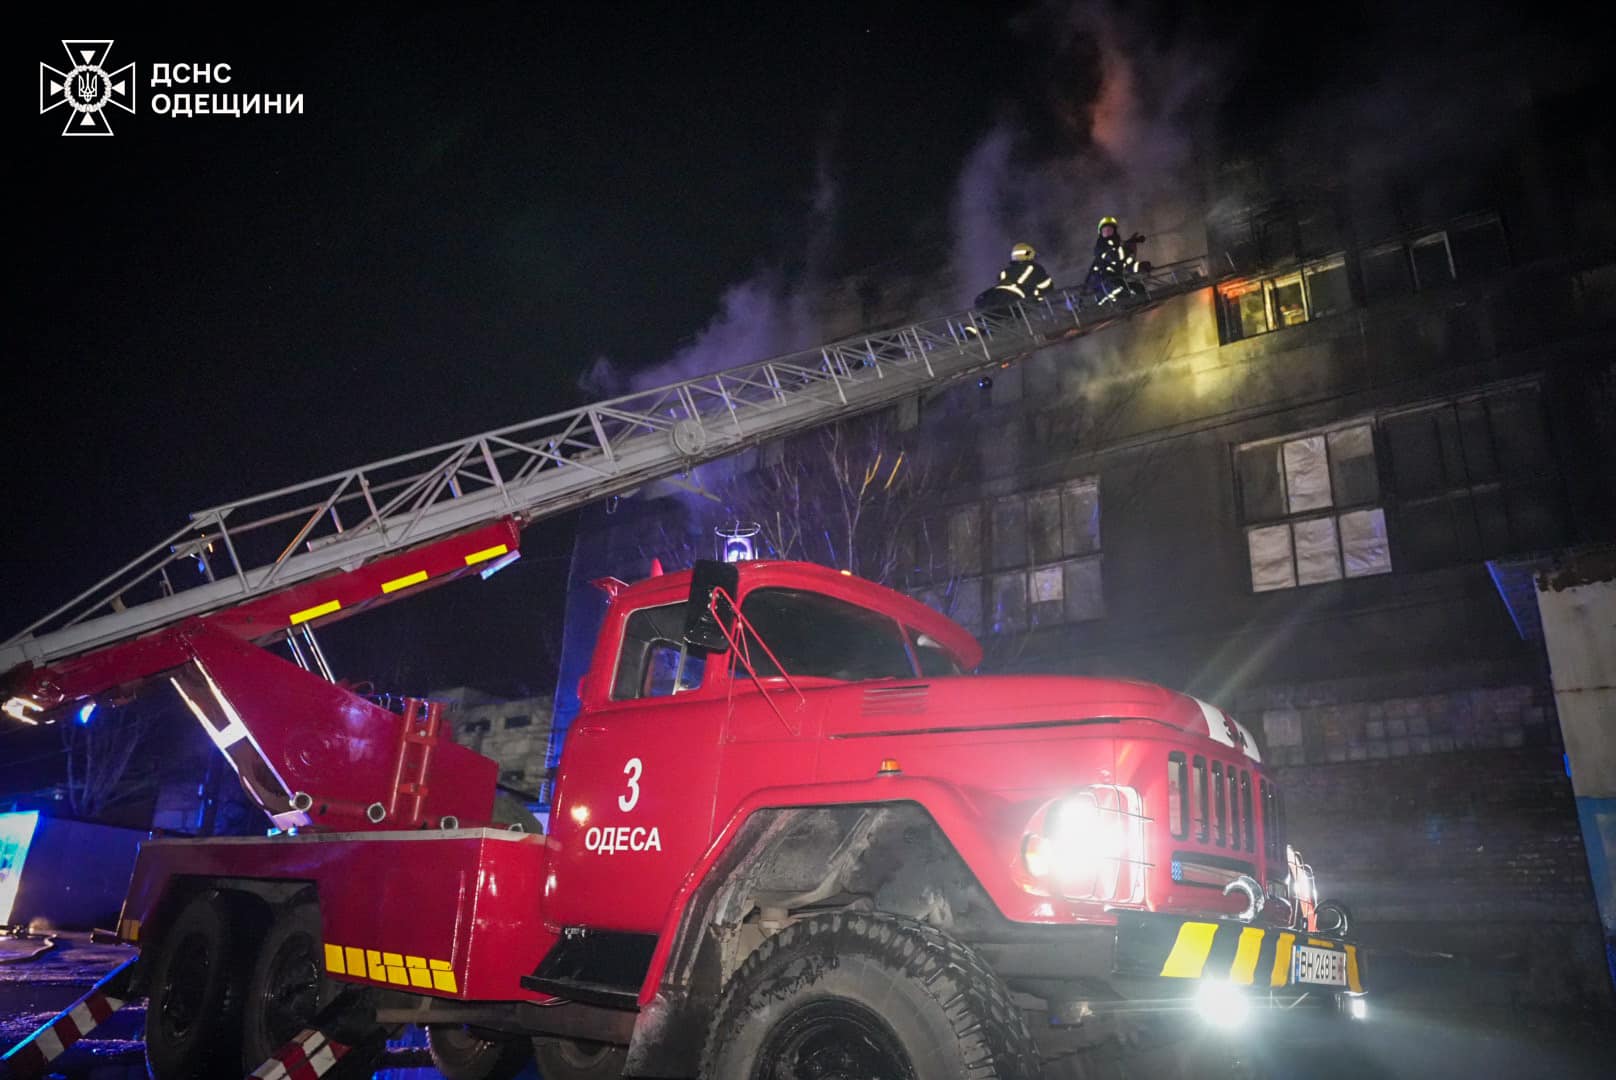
[626,778,1019,1076]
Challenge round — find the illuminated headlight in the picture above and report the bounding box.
[1348,995,1368,1021]
[1021,786,1144,902]
[1195,980,1250,1029]
[1023,793,1108,888]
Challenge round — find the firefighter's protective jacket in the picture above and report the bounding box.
[989,259,1054,302]
[1091,234,1140,277]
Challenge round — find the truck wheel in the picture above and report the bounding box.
[240,902,337,1071]
[532,1037,627,1079]
[144,892,247,1079]
[701,911,1039,1080]
[428,1024,534,1080]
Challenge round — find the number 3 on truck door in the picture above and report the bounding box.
[619,757,642,812]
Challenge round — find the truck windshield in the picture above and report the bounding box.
[739,588,915,681]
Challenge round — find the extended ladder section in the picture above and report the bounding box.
[2,257,1232,696]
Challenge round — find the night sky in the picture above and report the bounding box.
[6,1,1601,742]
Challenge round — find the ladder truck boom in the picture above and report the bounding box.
[2,256,1228,718]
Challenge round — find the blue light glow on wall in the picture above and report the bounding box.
[0,811,42,924]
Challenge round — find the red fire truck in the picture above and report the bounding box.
[0,265,1363,1079]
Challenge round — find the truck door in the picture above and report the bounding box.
[545,601,723,933]
[716,587,919,814]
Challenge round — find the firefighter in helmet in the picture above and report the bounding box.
[975,242,1054,311]
[1088,216,1148,303]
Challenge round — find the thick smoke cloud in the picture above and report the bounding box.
[950,0,1226,302]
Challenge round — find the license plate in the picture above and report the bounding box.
[1292,944,1349,986]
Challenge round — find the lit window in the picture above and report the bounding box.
[1217,253,1352,342]
[1237,423,1392,592]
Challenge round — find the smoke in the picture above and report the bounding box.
[584,142,842,398]
[949,0,1227,302]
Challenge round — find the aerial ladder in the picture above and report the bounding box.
[1,256,1233,736]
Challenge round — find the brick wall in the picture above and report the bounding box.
[1275,745,1611,1008]
[1255,683,1559,768]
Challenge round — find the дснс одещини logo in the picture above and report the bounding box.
[40,40,135,136]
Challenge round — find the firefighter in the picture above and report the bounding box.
[1088,216,1148,303]
[974,242,1054,311]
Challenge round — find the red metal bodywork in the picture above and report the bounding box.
[122,829,553,1002]
[3,518,522,712]
[122,559,1287,1012]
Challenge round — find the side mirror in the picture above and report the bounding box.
[684,559,739,653]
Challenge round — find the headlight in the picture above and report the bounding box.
[1021,786,1145,903]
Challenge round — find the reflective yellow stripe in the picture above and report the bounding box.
[1017,265,1035,285]
[1160,921,1218,979]
[289,599,340,625]
[429,958,458,994]
[345,946,365,975]
[381,570,429,594]
[1231,927,1265,985]
[1347,944,1363,993]
[324,943,345,974]
[1271,932,1296,987]
[463,544,509,567]
[1308,938,1337,948]
[406,955,433,989]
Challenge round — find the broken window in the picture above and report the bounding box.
[1237,422,1392,592]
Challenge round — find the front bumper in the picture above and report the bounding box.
[1113,910,1365,995]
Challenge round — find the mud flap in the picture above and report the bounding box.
[245,988,389,1080]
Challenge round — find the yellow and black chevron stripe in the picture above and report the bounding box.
[323,942,458,993]
[1116,912,1364,993]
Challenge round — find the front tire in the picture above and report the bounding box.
[144,892,247,1080]
[700,911,1039,1080]
[427,1024,534,1080]
[532,1036,627,1079]
[240,901,338,1072]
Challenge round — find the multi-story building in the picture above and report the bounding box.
[558,76,1615,1009]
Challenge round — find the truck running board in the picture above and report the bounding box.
[521,927,657,1010]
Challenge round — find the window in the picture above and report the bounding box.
[913,479,1102,635]
[909,630,963,676]
[1382,384,1565,570]
[1447,212,1510,277]
[1410,232,1455,290]
[986,479,1103,631]
[1359,213,1510,304]
[504,714,531,730]
[613,602,707,700]
[460,718,491,735]
[1361,242,1412,301]
[1237,423,1392,591]
[1217,254,1351,342]
[739,588,914,681]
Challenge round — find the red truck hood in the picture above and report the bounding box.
[818,674,1262,762]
